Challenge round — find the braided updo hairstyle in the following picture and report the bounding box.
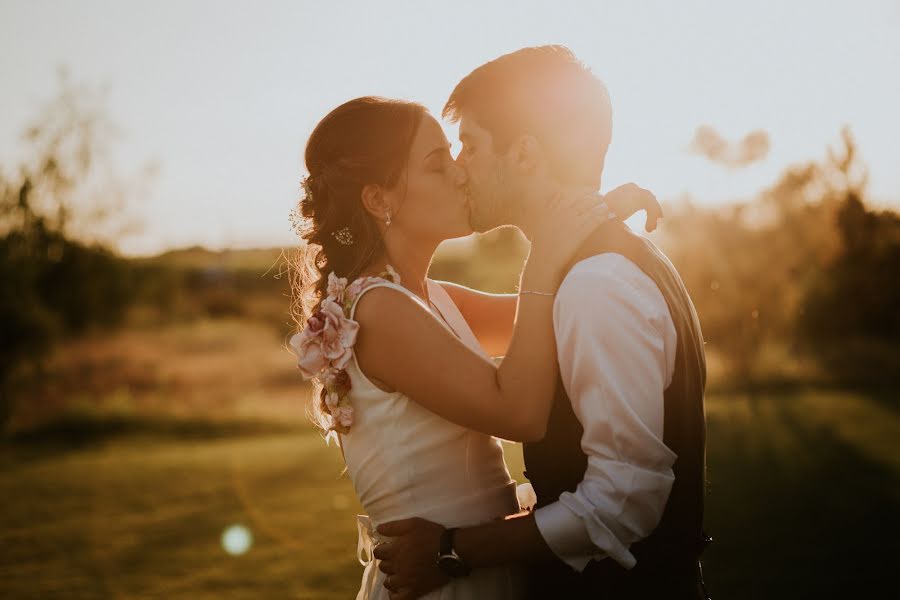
[289,96,426,428]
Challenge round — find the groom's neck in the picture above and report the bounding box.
[508,176,558,241]
[512,180,599,242]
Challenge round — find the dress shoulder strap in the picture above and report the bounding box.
[348,278,423,321]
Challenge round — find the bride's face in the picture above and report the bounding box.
[384,114,472,243]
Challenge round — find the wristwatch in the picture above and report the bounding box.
[436,527,471,578]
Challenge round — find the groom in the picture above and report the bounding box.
[374,46,711,599]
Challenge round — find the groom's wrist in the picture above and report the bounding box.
[453,512,558,568]
[436,527,471,578]
[453,522,506,569]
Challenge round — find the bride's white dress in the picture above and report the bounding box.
[341,279,525,600]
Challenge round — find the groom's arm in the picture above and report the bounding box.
[455,511,557,566]
[380,255,677,571]
[373,512,556,598]
[532,253,678,570]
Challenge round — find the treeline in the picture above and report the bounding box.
[660,129,899,384]
[0,109,286,429]
[0,84,142,423]
[2,80,896,428]
[432,129,900,386]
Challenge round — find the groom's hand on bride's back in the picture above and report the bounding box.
[603,183,663,232]
[374,518,449,599]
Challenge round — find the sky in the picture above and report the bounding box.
[1,0,899,255]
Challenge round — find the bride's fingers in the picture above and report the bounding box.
[571,201,617,237]
[644,193,663,232]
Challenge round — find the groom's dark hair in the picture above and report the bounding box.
[444,45,613,181]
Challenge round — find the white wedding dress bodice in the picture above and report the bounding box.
[341,279,524,600]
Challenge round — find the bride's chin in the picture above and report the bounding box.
[447,224,474,239]
[444,220,474,239]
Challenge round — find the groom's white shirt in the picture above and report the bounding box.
[533,252,678,572]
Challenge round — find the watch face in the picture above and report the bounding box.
[438,555,469,578]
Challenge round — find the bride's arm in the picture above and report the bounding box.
[354,244,561,442]
[436,282,516,358]
[433,183,662,359]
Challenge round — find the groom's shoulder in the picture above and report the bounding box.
[560,252,645,297]
[563,225,646,283]
[558,232,669,314]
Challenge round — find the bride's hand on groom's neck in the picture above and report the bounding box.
[602,183,663,232]
[525,185,622,283]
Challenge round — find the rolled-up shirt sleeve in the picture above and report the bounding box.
[533,253,678,572]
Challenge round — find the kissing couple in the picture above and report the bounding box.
[289,45,710,600]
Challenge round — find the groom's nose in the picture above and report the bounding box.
[451,161,468,187]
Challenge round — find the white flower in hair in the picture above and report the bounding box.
[385,264,401,283]
[327,272,348,303]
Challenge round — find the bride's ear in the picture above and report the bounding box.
[360,183,388,220]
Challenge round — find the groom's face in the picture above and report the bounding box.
[456,115,516,233]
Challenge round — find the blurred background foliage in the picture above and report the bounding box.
[3,82,899,432]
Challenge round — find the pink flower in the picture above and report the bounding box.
[345,277,369,305]
[319,299,359,369]
[307,312,325,333]
[324,368,352,396]
[385,264,401,283]
[331,404,354,431]
[327,272,348,303]
[325,391,340,409]
[289,300,359,378]
[290,329,327,378]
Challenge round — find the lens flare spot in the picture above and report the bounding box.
[221,524,253,556]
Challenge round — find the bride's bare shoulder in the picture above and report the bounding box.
[352,285,428,329]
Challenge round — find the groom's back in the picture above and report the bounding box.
[523,220,710,599]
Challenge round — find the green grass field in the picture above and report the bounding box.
[2,390,898,599]
[2,318,898,598]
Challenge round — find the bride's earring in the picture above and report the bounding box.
[384,210,392,228]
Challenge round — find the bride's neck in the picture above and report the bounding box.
[365,234,437,301]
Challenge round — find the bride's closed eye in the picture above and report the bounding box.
[425,153,449,173]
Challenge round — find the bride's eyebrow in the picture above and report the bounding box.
[423,143,451,163]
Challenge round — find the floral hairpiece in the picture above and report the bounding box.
[289,265,401,436]
[332,227,354,246]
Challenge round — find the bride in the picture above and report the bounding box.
[288,96,659,599]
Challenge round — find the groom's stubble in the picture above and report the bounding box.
[467,158,552,237]
[466,164,516,233]
[470,167,572,241]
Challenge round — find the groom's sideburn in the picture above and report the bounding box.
[522,220,712,600]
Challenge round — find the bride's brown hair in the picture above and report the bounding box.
[288,96,425,428]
